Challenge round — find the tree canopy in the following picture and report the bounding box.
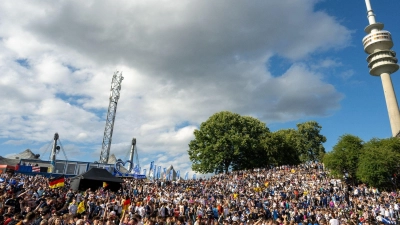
[356,138,400,188]
[266,129,300,166]
[323,136,400,189]
[323,134,364,182]
[296,121,327,162]
[188,111,269,174]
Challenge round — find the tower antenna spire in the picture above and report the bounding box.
[365,0,376,25]
[362,0,400,137]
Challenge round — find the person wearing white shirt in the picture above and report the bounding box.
[179,203,184,216]
[329,214,339,225]
[389,205,394,219]
[137,205,146,218]
[385,208,390,218]
[380,206,385,216]
[394,203,399,218]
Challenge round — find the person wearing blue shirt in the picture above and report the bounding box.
[212,206,219,220]
[273,209,279,221]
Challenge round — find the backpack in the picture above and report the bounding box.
[165,207,169,217]
[206,209,213,218]
[93,205,100,216]
[33,217,43,225]
[152,208,158,217]
[5,198,16,207]
[146,205,152,215]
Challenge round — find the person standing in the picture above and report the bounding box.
[329,214,339,225]
[69,199,78,215]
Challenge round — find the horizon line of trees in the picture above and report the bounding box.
[187,111,400,189]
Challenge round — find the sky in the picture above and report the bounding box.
[0,0,400,177]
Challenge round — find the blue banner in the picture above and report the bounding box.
[176,170,180,180]
[184,172,188,180]
[157,166,161,179]
[112,170,146,179]
[134,165,140,175]
[133,174,147,179]
[169,169,173,181]
[149,161,154,176]
[153,164,157,179]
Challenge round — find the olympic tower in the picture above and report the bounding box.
[362,0,400,137]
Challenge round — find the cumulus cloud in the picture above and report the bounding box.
[0,0,351,175]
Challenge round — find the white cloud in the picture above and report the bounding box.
[3,140,32,146]
[0,0,351,174]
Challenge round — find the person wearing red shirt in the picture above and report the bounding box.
[3,214,13,225]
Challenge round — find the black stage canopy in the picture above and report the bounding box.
[70,168,123,192]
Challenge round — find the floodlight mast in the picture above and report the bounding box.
[99,71,124,163]
[128,138,136,171]
[362,0,400,137]
[50,133,59,173]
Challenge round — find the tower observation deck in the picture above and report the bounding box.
[362,0,400,137]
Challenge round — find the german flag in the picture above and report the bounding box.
[49,175,65,188]
[122,197,131,213]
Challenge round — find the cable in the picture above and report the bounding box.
[58,139,68,161]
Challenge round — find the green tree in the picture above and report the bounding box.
[323,134,363,182]
[266,129,301,166]
[296,121,326,162]
[357,137,400,188]
[188,111,269,173]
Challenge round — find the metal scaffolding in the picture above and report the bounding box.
[99,71,124,163]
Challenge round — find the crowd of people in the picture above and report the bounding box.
[0,163,399,225]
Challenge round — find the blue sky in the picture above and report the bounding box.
[0,0,399,176]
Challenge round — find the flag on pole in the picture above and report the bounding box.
[143,169,147,176]
[163,168,167,180]
[153,164,157,179]
[49,175,65,189]
[176,170,180,180]
[157,166,161,179]
[169,169,173,181]
[77,201,85,214]
[149,161,154,177]
[139,166,141,174]
[134,165,140,175]
[184,172,189,180]
[193,174,196,180]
